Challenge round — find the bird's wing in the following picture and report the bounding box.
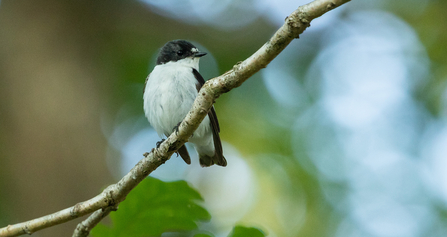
[192,69,226,166]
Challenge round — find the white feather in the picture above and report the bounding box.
[143,57,214,155]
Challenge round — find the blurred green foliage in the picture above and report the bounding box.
[91,177,210,237]
[91,178,266,237]
[228,226,265,237]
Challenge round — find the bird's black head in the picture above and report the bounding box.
[156,40,207,65]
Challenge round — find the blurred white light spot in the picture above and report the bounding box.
[262,65,306,109]
[294,9,434,237]
[335,218,368,237]
[421,122,447,204]
[350,194,431,237]
[307,10,428,130]
[293,106,349,181]
[317,37,409,129]
[254,154,307,234]
[184,144,256,232]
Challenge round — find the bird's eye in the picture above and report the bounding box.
[176,50,183,55]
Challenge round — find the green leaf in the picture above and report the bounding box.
[228,226,266,237]
[91,177,211,237]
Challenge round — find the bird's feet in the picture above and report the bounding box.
[173,122,181,135]
[156,139,166,148]
[173,122,194,137]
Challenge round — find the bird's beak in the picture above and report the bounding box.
[194,52,207,58]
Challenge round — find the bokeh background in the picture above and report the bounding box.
[1,0,447,236]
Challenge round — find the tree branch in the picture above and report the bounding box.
[0,0,350,236]
[72,206,117,237]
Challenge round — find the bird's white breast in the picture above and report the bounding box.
[143,58,211,141]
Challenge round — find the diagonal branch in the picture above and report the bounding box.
[0,0,350,236]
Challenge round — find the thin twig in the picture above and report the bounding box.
[0,0,350,236]
[72,206,117,237]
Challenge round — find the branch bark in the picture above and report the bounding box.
[72,206,117,237]
[0,0,350,236]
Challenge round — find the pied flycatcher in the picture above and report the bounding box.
[143,40,227,167]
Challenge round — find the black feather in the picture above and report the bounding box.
[192,68,227,167]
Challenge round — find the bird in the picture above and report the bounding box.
[143,40,227,167]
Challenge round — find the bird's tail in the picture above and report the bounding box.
[199,152,227,167]
[197,128,227,167]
